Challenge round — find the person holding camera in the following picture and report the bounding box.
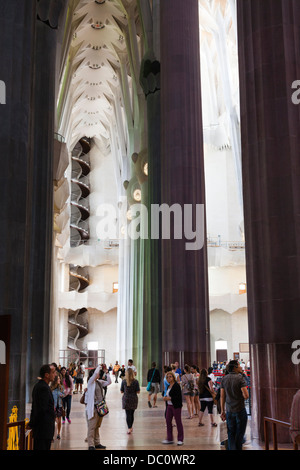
[86,364,111,450]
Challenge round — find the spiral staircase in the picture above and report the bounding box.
[70,137,91,247]
[67,265,90,362]
[67,308,89,362]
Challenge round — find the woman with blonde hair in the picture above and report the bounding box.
[120,367,140,434]
[51,375,65,440]
[162,370,184,445]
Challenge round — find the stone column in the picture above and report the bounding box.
[0,0,37,419]
[237,0,300,441]
[160,0,210,368]
[0,0,67,418]
[26,2,67,399]
[140,50,162,383]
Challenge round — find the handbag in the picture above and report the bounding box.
[146,369,156,392]
[95,381,109,417]
[217,420,228,443]
[95,400,109,417]
[80,389,86,405]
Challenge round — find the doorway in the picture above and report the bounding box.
[216,349,228,363]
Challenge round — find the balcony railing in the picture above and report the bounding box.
[207,236,245,250]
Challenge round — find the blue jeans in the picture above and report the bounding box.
[226,408,247,450]
[62,395,72,420]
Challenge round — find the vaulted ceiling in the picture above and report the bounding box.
[60,0,137,152]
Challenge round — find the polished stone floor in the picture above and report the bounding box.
[39,378,263,451]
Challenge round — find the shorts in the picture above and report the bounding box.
[200,399,214,414]
[76,378,83,384]
[184,391,195,397]
[149,383,160,395]
[55,407,64,418]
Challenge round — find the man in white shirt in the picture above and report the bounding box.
[127,359,137,376]
[207,367,216,384]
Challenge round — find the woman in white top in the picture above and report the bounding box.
[171,364,181,383]
[86,365,111,450]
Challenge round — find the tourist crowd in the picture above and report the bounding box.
[27,357,298,451]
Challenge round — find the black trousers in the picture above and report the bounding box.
[125,409,135,429]
[62,394,72,419]
[33,438,52,450]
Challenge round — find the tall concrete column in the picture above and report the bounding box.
[237,0,300,441]
[140,51,162,382]
[160,0,210,368]
[0,0,37,418]
[26,0,68,400]
[0,0,67,418]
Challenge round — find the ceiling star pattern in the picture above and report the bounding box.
[62,0,132,148]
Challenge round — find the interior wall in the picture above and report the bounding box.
[49,247,62,365]
[89,142,119,244]
[231,308,249,361]
[86,307,118,367]
[88,265,119,294]
[209,265,247,296]
[204,146,243,243]
[210,307,249,365]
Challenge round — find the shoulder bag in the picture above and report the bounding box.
[146,369,156,392]
[95,381,109,417]
[80,389,86,405]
